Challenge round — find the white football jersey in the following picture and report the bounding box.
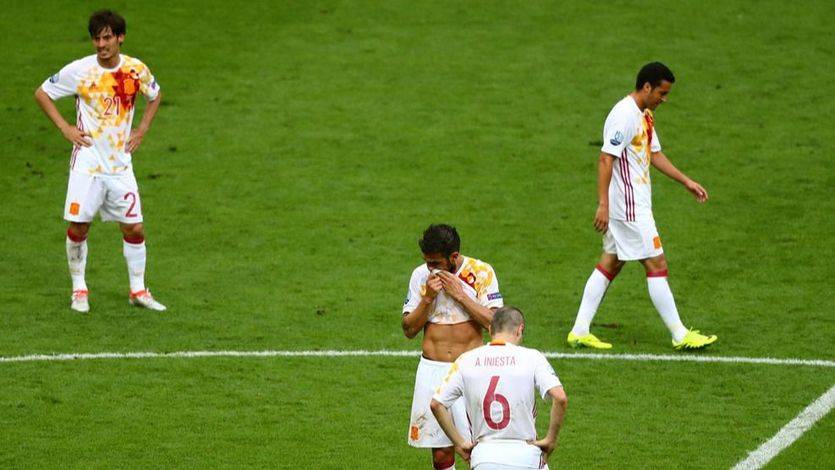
[403,256,503,325]
[433,341,561,443]
[600,96,662,222]
[41,54,160,176]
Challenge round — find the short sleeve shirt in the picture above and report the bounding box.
[402,256,503,325]
[41,54,160,176]
[600,96,661,221]
[433,342,562,442]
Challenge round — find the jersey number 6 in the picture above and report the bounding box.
[483,375,510,430]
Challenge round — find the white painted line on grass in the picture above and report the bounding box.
[541,352,835,368]
[731,384,835,470]
[0,350,833,367]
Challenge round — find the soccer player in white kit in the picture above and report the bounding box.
[403,224,504,470]
[34,10,166,313]
[567,62,716,350]
[431,306,567,470]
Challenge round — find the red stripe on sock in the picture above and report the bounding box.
[123,235,145,245]
[67,228,87,243]
[595,264,617,281]
[646,269,668,278]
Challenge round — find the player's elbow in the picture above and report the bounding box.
[401,318,417,339]
[551,387,568,409]
[599,152,615,166]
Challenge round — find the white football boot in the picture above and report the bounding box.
[71,290,90,313]
[129,289,167,311]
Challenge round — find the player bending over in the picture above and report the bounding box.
[432,306,567,469]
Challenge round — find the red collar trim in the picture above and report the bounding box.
[489,340,506,346]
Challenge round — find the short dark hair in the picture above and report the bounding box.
[88,10,126,37]
[418,224,460,257]
[491,306,525,334]
[635,62,675,90]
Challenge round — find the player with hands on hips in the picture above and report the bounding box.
[432,306,567,469]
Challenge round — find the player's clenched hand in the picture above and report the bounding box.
[532,437,557,460]
[438,271,464,302]
[454,441,474,462]
[684,179,708,203]
[594,204,609,233]
[126,129,145,154]
[61,125,92,147]
[424,274,443,299]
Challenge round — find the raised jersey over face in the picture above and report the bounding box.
[41,54,160,176]
[403,256,503,325]
[433,342,561,442]
[600,96,662,222]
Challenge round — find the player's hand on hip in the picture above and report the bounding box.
[533,437,557,459]
[126,129,145,153]
[594,204,609,233]
[424,274,443,299]
[455,441,474,462]
[438,271,465,302]
[61,125,92,147]
[684,179,708,203]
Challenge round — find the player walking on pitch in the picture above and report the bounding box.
[432,306,567,469]
[403,224,504,470]
[35,10,166,312]
[567,62,716,350]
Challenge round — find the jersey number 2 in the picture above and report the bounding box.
[124,192,138,217]
[482,375,510,430]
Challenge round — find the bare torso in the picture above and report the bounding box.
[422,321,484,362]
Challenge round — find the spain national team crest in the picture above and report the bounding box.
[110,68,141,111]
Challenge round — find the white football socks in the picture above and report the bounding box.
[66,235,88,292]
[647,273,688,342]
[571,267,613,336]
[123,238,147,293]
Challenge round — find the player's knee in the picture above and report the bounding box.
[121,223,144,239]
[432,448,455,469]
[68,222,90,240]
[643,255,667,273]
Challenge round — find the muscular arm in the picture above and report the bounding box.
[533,386,568,460]
[127,91,163,153]
[430,399,473,461]
[651,151,708,202]
[402,274,442,338]
[401,297,433,339]
[594,152,616,232]
[34,87,91,147]
[437,271,495,329]
[449,294,495,329]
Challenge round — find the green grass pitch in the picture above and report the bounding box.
[1,0,833,468]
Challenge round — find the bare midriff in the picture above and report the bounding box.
[422,321,484,363]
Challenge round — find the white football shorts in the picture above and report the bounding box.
[603,218,663,261]
[408,356,471,448]
[64,170,143,224]
[472,440,549,469]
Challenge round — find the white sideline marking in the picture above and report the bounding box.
[0,349,833,367]
[731,384,835,470]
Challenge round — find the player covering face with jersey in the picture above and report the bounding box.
[402,224,504,470]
